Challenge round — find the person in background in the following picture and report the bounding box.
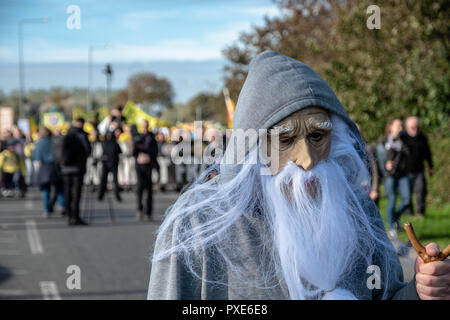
[85,127,103,188]
[33,127,65,218]
[12,127,27,195]
[382,118,411,238]
[12,127,26,158]
[155,130,171,192]
[24,134,36,186]
[50,128,66,214]
[98,107,127,135]
[356,124,381,206]
[91,112,101,135]
[0,130,13,152]
[61,118,91,226]
[133,120,158,221]
[98,131,122,202]
[171,129,188,192]
[366,142,381,206]
[401,116,433,218]
[117,124,135,191]
[0,139,26,198]
[111,106,127,128]
[51,128,64,166]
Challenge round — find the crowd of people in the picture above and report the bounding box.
[0,106,433,232]
[363,116,433,239]
[0,107,215,226]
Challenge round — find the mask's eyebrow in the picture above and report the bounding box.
[312,120,333,131]
[268,123,295,135]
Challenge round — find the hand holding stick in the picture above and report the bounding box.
[404,222,450,263]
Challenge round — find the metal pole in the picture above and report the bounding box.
[86,44,110,113]
[18,22,24,119]
[106,75,110,109]
[17,18,49,119]
[106,65,112,109]
[87,46,93,113]
[196,106,202,121]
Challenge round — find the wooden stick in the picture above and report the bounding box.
[442,245,450,258]
[404,222,450,263]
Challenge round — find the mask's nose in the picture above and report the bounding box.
[293,138,315,171]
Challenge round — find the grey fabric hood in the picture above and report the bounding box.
[222,50,361,171]
[233,50,358,135]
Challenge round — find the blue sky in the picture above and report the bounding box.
[0,0,280,62]
[0,0,281,102]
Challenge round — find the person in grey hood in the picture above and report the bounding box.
[148,51,449,300]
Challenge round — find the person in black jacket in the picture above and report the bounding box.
[98,131,122,202]
[133,120,158,221]
[61,118,91,226]
[401,116,433,218]
[382,118,411,237]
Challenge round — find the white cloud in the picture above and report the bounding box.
[5,38,221,63]
[2,19,254,63]
[0,3,280,63]
[241,6,280,17]
[191,4,280,19]
[0,47,15,61]
[120,10,179,31]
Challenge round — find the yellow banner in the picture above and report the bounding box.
[122,101,171,130]
[41,112,65,130]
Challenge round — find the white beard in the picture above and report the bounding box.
[322,288,358,300]
[262,159,364,299]
[153,115,394,300]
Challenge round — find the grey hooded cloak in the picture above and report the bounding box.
[147,51,419,300]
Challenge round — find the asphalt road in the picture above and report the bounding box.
[0,187,178,300]
[0,186,415,300]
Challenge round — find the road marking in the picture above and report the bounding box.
[25,201,34,209]
[0,289,25,296]
[0,250,20,255]
[0,268,27,275]
[25,220,44,254]
[0,215,53,219]
[4,221,66,228]
[39,281,61,300]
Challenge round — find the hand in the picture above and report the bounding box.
[414,243,450,300]
[428,168,433,177]
[369,191,379,201]
[385,161,393,171]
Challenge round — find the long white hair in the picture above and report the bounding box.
[152,114,397,299]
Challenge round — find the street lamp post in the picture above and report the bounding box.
[86,44,109,113]
[18,17,49,119]
[103,64,113,109]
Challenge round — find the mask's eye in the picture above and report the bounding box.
[279,135,295,144]
[308,131,324,142]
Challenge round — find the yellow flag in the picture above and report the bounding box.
[122,101,169,130]
[72,107,88,122]
[223,88,236,129]
[41,112,65,130]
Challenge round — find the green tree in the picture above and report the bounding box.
[223,0,449,141]
[222,0,449,205]
[181,93,227,123]
[127,72,174,111]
